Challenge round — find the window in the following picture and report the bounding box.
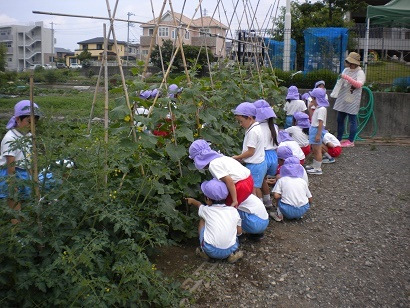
[6,42,12,47]
[148,28,154,36]
[82,44,88,50]
[97,44,103,50]
[8,58,12,62]
[108,45,112,50]
[171,30,176,39]
[158,27,169,37]
[184,30,190,40]
[405,31,410,40]
[200,28,210,37]
[142,50,148,55]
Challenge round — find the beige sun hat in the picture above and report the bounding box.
[345,52,361,66]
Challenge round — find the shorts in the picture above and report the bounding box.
[0,168,31,199]
[278,199,310,219]
[284,115,293,129]
[265,150,278,176]
[199,227,239,259]
[225,175,254,207]
[327,146,342,158]
[309,126,325,145]
[246,161,268,189]
[301,145,311,156]
[238,210,269,234]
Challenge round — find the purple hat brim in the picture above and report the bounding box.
[280,163,304,178]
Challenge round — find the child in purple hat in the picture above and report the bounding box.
[189,140,254,208]
[306,88,329,175]
[285,111,311,157]
[237,193,269,241]
[253,99,279,208]
[232,102,267,202]
[1,100,41,224]
[322,130,342,164]
[283,86,307,129]
[277,130,305,165]
[185,179,243,263]
[270,157,312,221]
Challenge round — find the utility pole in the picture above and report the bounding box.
[50,22,56,63]
[127,12,135,64]
[283,0,291,71]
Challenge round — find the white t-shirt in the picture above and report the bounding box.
[285,126,309,147]
[259,121,279,150]
[311,106,327,127]
[323,132,341,147]
[242,122,265,164]
[198,204,241,249]
[272,176,312,207]
[209,156,251,183]
[0,129,32,168]
[237,194,269,220]
[284,100,307,116]
[278,141,305,160]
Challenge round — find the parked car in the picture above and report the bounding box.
[56,63,67,69]
[44,64,54,69]
[28,64,43,70]
[70,63,82,69]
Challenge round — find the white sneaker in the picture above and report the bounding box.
[306,168,322,175]
[305,165,314,170]
[227,250,244,263]
[322,157,335,164]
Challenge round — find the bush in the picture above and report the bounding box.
[274,68,338,89]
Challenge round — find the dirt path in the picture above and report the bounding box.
[156,143,410,307]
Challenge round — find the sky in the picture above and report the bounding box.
[0,0,287,51]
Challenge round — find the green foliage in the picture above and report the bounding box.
[0,43,6,72]
[274,68,338,89]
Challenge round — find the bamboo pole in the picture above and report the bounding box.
[103,24,109,185]
[87,65,103,135]
[29,73,40,201]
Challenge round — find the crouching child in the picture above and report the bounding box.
[186,179,244,263]
[237,194,269,241]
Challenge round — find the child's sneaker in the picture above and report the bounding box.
[341,140,354,148]
[227,250,243,263]
[269,211,283,222]
[264,199,273,209]
[306,168,323,175]
[195,247,210,261]
[305,165,314,170]
[322,157,335,164]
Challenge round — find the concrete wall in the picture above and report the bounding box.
[322,90,409,138]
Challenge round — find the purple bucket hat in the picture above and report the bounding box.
[315,80,325,88]
[6,100,40,129]
[293,111,310,128]
[232,102,256,117]
[280,156,304,178]
[254,99,276,122]
[150,88,160,98]
[189,140,223,170]
[286,86,300,100]
[309,88,329,107]
[140,90,152,100]
[301,93,310,101]
[201,178,229,201]
[277,146,293,160]
[278,130,293,142]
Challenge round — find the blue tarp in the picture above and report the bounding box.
[303,27,349,73]
[264,38,297,70]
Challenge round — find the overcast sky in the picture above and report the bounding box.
[0,0,287,51]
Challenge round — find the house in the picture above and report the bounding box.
[139,10,228,59]
[0,21,54,71]
[55,47,74,66]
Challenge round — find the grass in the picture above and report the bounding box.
[366,60,410,84]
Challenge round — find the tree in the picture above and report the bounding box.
[150,39,215,73]
[0,43,7,72]
[77,49,92,68]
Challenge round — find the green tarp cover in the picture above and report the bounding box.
[367,0,410,27]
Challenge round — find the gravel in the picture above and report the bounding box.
[189,144,410,307]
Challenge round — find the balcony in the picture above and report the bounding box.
[0,34,13,41]
[191,36,217,47]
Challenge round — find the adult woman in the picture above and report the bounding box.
[332,52,366,147]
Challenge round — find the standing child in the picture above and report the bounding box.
[278,131,305,165]
[185,178,243,263]
[285,111,311,156]
[306,88,329,175]
[322,130,342,163]
[254,99,279,208]
[232,102,267,200]
[283,86,307,129]
[189,140,253,208]
[270,156,313,221]
[237,193,269,241]
[0,100,41,224]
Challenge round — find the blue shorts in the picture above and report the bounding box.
[0,168,31,199]
[246,161,267,188]
[285,115,293,129]
[309,126,325,145]
[238,210,269,234]
[278,199,310,219]
[265,150,278,176]
[38,171,59,191]
[199,227,239,259]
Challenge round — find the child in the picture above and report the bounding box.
[232,102,267,200]
[283,86,307,129]
[254,99,279,208]
[270,156,312,222]
[285,111,311,156]
[278,131,305,165]
[306,88,329,175]
[0,100,41,224]
[307,81,328,120]
[189,139,253,208]
[185,178,243,263]
[168,84,183,99]
[237,193,269,241]
[322,130,342,163]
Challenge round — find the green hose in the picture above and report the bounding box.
[343,86,377,141]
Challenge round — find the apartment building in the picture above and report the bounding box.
[0,21,54,71]
[140,11,228,59]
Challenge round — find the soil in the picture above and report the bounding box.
[155,143,410,307]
